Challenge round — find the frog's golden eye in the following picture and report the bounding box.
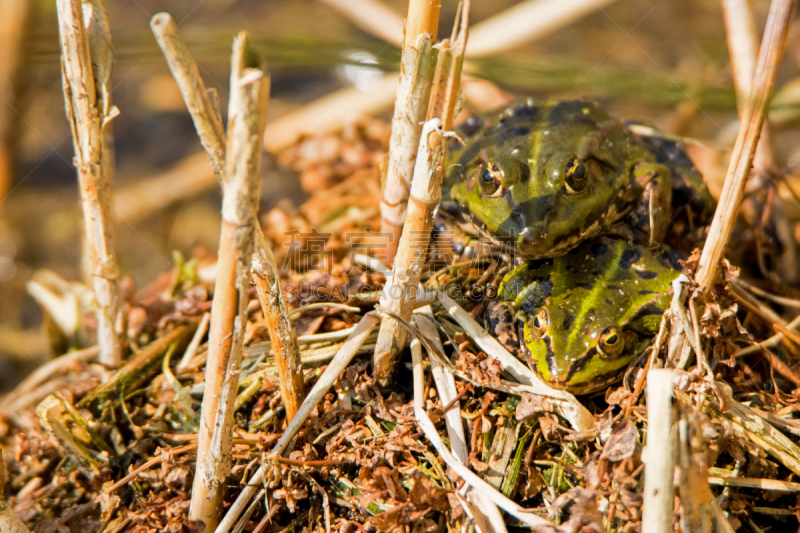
[529,309,548,338]
[564,156,588,194]
[597,326,625,359]
[480,162,504,198]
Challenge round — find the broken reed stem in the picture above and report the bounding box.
[56,0,123,367]
[378,0,440,262]
[150,12,226,182]
[252,230,304,419]
[373,118,443,385]
[642,369,675,533]
[373,4,469,386]
[190,33,269,532]
[215,313,380,533]
[721,0,774,171]
[151,13,305,419]
[695,0,793,295]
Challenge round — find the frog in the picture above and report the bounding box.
[443,98,715,259]
[489,237,682,395]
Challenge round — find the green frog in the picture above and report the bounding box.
[443,98,715,259]
[488,237,682,394]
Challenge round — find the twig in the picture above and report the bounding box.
[678,386,800,476]
[178,312,210,371]
[150,13,226,182]
[214,313,379,533]
[642,369,675,533]
[252,230,305,420]
[677,414,712,533]
[190,33,269,532]
[378,0,440,261]
[151,14,304,420]
[77,326,193,411]
[0,345,98,416]
[721,0,774,172]
[695,0,794,295]
[437,290,595,433]
[373,118,443,384]
[105,443,197,493]
[373,5,469,384]
[410,324,555,528]
[56,0,123,367]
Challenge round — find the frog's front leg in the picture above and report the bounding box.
[630,163,673,246]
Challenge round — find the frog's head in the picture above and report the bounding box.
[499,238,678,395]
[519,301,646,395]
[447,100,639,259]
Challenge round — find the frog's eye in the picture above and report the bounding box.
[597,326,625,359]
[529,309,548,338]
[564,156,588,194]
[480,162,504,198]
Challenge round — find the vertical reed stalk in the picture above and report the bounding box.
[189,33,269,532]
[379,0,440,262]
[695,0,794,295]
[373,2,469,386]
[151,13,305,419]
[56,0,123,367]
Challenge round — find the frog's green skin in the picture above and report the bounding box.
[444,98,714,259]
[496,237,682,394]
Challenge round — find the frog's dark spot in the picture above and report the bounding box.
[566,265,579,273]
[459,116,484,137]
[638,290,655,295]
[604,298,612,305]
[514,103,538,117]
[498,126,531,142]
[636,270,658,280]
[562,314,575,330]
[620,248,642,268]
[630,303,667,323]
[606,284,620,291]
[588,308,595,315]
[590,241,610,257]
[520,302,537,315]
[578,282,593,290]
[458,143,481,172]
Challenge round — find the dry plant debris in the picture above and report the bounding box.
[9,0,800,532]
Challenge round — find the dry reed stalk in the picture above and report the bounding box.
[721,0,774,172]
[0,0,30,200]
[122,0,618,224]
[56,0,123,367]
[695,0,794,295]
[251,230,304,419]
[378,0,440,262]
[409,326,555,528]
[151,14,304,418]
[677,415,712,533]
[318,0,404,47]
[190,33,269,531]
[642,369,676,533]
[373,119,443,385]
[150,13,226,181]
[215,313,380,533]
[373,4,469,386]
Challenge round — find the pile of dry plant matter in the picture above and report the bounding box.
[7,0,800,532]
[7,114,800,532]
